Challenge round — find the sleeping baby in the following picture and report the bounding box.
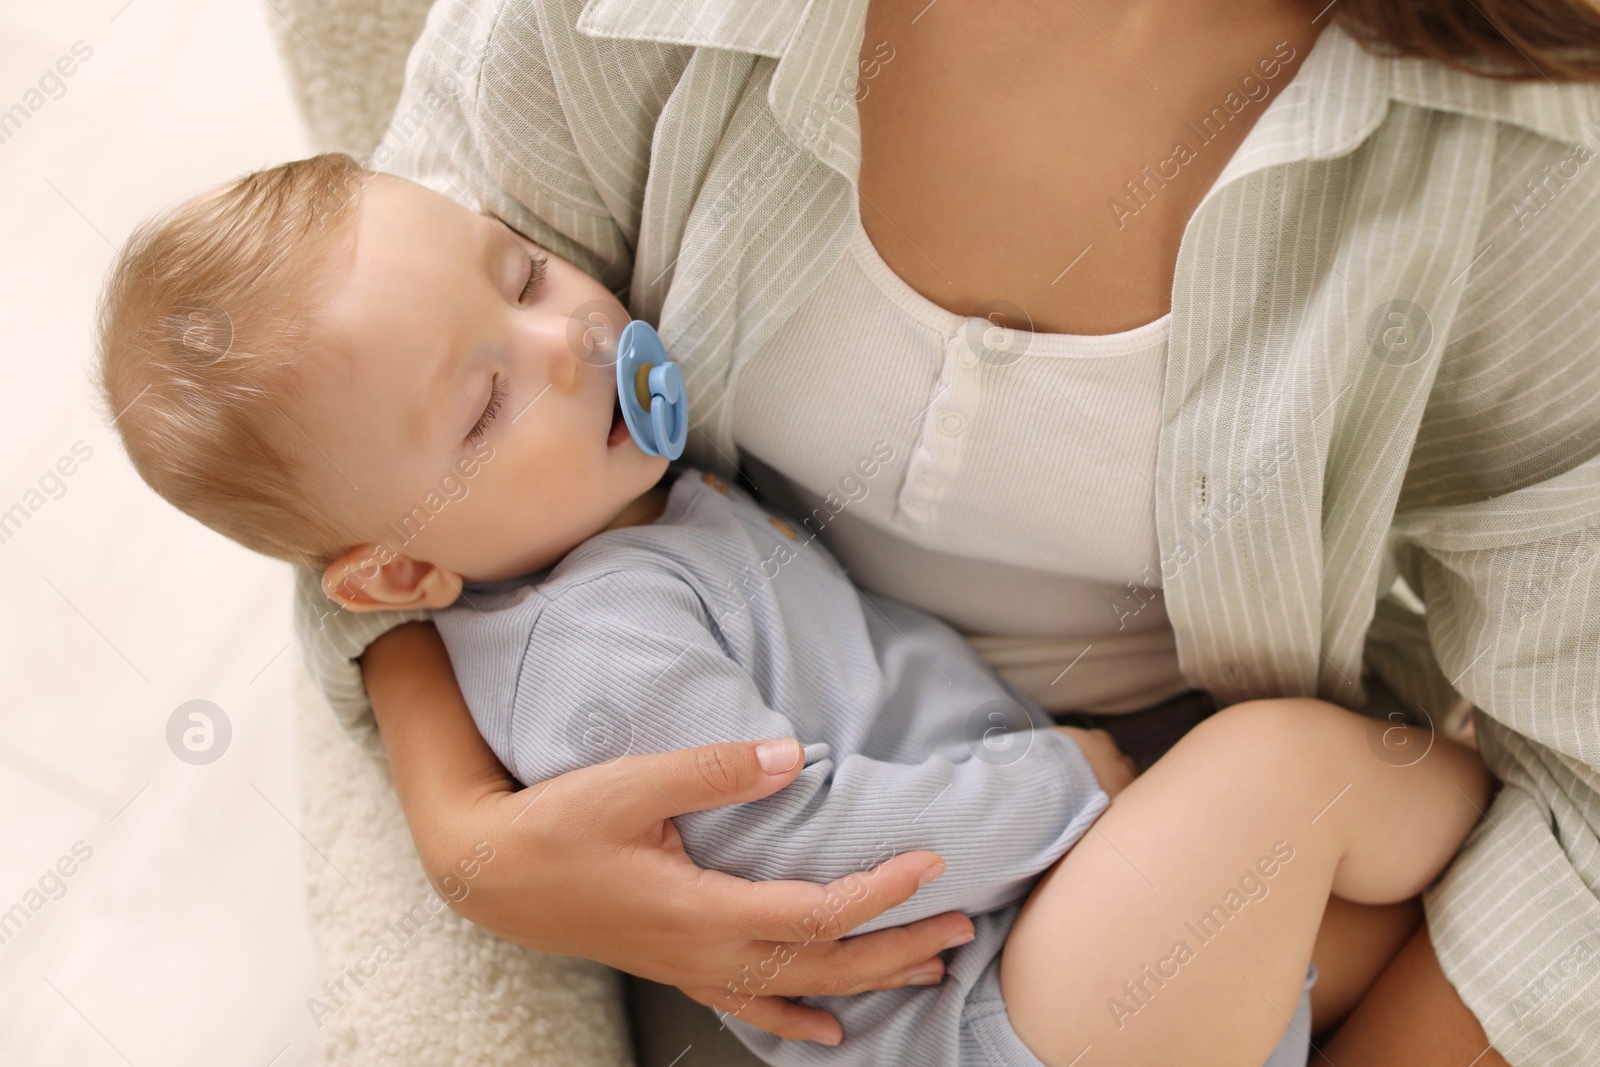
[96,154,1490,1067]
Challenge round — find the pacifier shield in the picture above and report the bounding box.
[616,320,689,459]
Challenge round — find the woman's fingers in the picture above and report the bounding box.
[714,849,957,944]
[580,739,807,834]
[792,912,965,993]
[523,743,967,998]
[678,985,844,1046]
[678,859,971,998]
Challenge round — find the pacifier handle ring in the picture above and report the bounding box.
[651,395,687,458]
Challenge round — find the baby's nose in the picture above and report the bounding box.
[535,314,589,390]
[567,302,623,371]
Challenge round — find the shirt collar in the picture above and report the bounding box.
[576,0,1599,186]
[1296,18,1598,153]
[577,0,871,180]
[576,0,810,58]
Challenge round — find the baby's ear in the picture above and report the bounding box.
[321,544,463,612]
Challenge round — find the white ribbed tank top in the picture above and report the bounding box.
[731,217,1192,714]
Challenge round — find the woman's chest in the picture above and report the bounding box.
[854,0,1321,335]
[732,222,1171,581]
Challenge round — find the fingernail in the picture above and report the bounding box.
[906,966,943,986]
[943,930,974,950]
[756,738,799,773]
[917,862,946,887]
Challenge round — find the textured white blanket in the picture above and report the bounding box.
[295,667,634,1066]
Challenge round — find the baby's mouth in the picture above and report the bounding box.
[607,392,630,447]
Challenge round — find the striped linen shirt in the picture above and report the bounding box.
[289,0,1600,1061]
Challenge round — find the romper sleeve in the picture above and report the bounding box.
[490,568,1109,933]
[1383,122,1600,1067]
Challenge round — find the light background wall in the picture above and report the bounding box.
[0,1,322,1063]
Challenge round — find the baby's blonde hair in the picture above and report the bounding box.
[96,152,371,571]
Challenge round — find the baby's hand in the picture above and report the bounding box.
[1053,726,1136,799]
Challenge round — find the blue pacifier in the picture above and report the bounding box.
[615,319,688,460]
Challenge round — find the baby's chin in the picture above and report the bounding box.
[427,462,671,585]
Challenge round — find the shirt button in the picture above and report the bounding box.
[958,346,978,370]
[938,412,965,436]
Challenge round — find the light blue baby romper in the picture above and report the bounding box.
[435,467,1316,1067]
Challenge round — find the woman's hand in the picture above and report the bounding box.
[362,621,973,1046]
[1054,725,1136,798]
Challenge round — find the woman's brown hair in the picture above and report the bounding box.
[1336,0,1600,81]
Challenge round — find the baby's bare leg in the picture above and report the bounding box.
[1000,698,1489,1067]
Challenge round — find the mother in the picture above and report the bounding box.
[297,0,1600,1062]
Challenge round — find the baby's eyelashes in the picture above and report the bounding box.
[520,252,548,303]
[469,374,506,441]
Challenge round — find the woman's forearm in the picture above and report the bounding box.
[360,621,518,851]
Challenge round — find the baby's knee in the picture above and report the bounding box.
[1195,696,1358,762]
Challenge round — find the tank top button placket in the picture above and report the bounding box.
[895,329,982,531]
